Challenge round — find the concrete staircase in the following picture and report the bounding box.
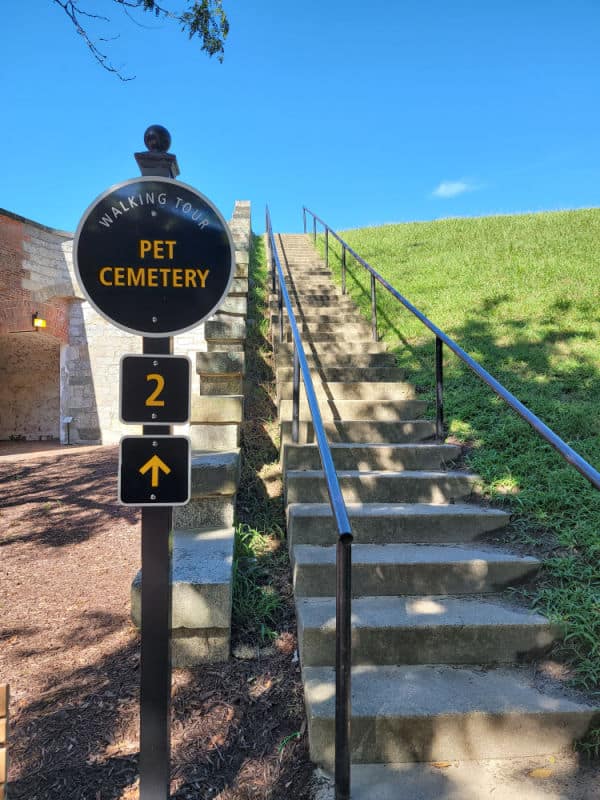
[271,233,598,794]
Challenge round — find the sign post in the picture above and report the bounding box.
[73,125,235,799]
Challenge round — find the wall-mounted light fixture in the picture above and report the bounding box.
[32,312,47,330]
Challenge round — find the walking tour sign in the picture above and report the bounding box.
[72,125,235,800]
[73,175,234,336]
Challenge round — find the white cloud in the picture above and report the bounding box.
[432,179,477,199]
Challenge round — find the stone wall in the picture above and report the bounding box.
[0,333,60,440]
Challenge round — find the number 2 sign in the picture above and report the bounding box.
[120,355,191,424]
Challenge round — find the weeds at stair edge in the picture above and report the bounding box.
[233,233,297,649]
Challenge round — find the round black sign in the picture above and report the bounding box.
[73,177,235,336]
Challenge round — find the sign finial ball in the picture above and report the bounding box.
[144,125,172,154]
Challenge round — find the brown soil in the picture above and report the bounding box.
[0,444,313,799]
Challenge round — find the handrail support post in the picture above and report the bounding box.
[341,246,346,295]
[292,345,300,444]
[325,227,329,269]
[436,336,444,440]
[335,533,352,800]
[370,273,378,342]
[278,276,284,343]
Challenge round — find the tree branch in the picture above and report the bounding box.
[52,0,135,80]
[53,0,229,78]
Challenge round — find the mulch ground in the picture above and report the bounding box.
[0,444,313,799]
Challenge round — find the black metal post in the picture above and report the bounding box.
[313,216,317,243]
[268,216,276,294]
[370,274,378,342]
[335,534,352,800]
[303,207,307,234]
[278,274,284,344]
[436,336,444,440]
[341,246,346,295]
[325,227,329,269]
[140,337,173,800]
[135,125,179,800]
[292,345,300,444]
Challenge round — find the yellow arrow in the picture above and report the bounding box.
[139,454,171,487]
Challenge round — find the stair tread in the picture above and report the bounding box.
[288,443,458,452]
[293,542,539,566]
[288,501,509,519]
[334,758,597,800]
[287,468,476,480]
[303,663,597,717]
[297,594,552,631]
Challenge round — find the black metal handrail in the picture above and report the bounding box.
[303,206,600,493]
[266,207,353,800]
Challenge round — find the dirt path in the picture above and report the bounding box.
[0,445,311,799]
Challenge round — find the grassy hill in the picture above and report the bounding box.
[319,209,600,744]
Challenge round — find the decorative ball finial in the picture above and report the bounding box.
[144,125,172,153]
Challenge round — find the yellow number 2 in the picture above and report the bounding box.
[146,373,166,406]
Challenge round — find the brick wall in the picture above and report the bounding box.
[0,210,73,342]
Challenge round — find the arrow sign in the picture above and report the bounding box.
[139,454,171,487]
[119,435,190,506]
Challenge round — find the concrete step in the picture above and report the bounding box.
[278,397,428,422]
[286,502,510,546]
[276,321,370,338]
[189,422,240,450]
[303,664,598,767]
[131,526,233,666]
[205,318,246,341]
[278,330,374,344]
[190,449,240,496]
[277,285,341,295]
[285,469,476,504]
[282,443,461,471]
[269,298,357,311]
[277,381,418,401]
[216,295,247,315]
[297,594,557,666]
[196,350,245,376]
[269,291,344,302]
[340,758,600,800]
[271,311,358,325]
[275,352,397,369]
[190,394,243,424]
[276,366,408,383]
[292,543,540,597]
[274,340,388,355]
[280,419,436,445]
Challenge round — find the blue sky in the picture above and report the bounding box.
[1,1,599,235]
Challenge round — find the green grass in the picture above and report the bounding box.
[318,209,600,706]
[232,522,283,642]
